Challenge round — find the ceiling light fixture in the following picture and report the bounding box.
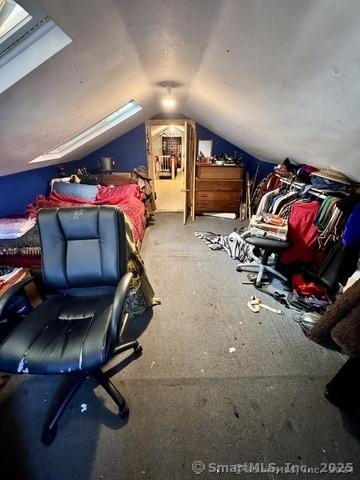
[161,83,177,111]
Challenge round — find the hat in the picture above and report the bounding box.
[310,168,351,185]
[133,165,152,180]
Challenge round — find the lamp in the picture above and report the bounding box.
[161,83,176,111]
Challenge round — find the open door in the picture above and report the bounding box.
[183,121,196,224]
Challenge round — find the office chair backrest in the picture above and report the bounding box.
[38,206,128,291]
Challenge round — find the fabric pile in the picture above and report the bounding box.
[252,164,359,290]
[287,291,331,312]
[26,184,146,243]
[0,224,41,261]
[0,216,36,239]
[194,231,254,263]
[310,168,352,191]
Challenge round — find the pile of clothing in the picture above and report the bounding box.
[194,230,254,262]
[251,158,301,211]
[0,215,36,239]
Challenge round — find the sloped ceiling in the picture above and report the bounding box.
[1,0,360,181]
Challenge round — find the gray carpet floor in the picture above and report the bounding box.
[0,212,359,480]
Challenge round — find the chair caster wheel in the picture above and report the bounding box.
[119,403,129,418]
[134,344,143,356]
[41,426,57,445]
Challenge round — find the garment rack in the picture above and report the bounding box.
[277,175,327,200]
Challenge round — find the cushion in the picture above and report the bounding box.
[0,294,114,374]
[52,182,99,201]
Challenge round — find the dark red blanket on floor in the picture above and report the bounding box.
[26,185,146,243]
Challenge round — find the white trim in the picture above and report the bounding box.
[0,2,32,42]
[0,18,72,94]
[30,100,143,164]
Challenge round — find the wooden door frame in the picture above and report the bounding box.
[145,119,196,221]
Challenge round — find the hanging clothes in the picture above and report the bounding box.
[271,190,299,215]
[256,187,282,215]
[318,202,360,289]
[280,200,326,267]
[317,204,346,250]
[314,196,341,231]
[252,172,282,211]
[317,196,360,251]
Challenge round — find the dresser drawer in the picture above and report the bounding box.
[196,191,240,202]
[196,179,243,192]
[196,201,240,213]
[196,165,244,179]
[194,164,244,215]
[195,191,241,213]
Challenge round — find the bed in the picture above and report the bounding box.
[0,181,156,315]
[0,181,147,267]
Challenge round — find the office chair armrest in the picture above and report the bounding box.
[111,272,133,341]
[0,277,35,319]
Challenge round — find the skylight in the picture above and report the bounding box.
[0,0,31,42]
[30,100,143,164]
[0,1,72,94]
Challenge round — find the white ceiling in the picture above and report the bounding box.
[0,0,360,181]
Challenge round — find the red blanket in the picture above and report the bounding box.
[27,185,146,242]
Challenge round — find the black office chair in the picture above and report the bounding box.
[236,234,290,286]
[0,206,142,444]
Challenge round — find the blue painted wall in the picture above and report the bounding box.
[78,119,274,180]
[79,124,147,172]
[0,164,59,217]
[0,158,101,218]
[0,124,148,218]
[0,120,274,218]
[196,123,275,179]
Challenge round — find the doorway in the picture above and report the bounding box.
[146,119,196,223]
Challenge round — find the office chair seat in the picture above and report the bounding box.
[0,294,115,375]
[237,234,290,286]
